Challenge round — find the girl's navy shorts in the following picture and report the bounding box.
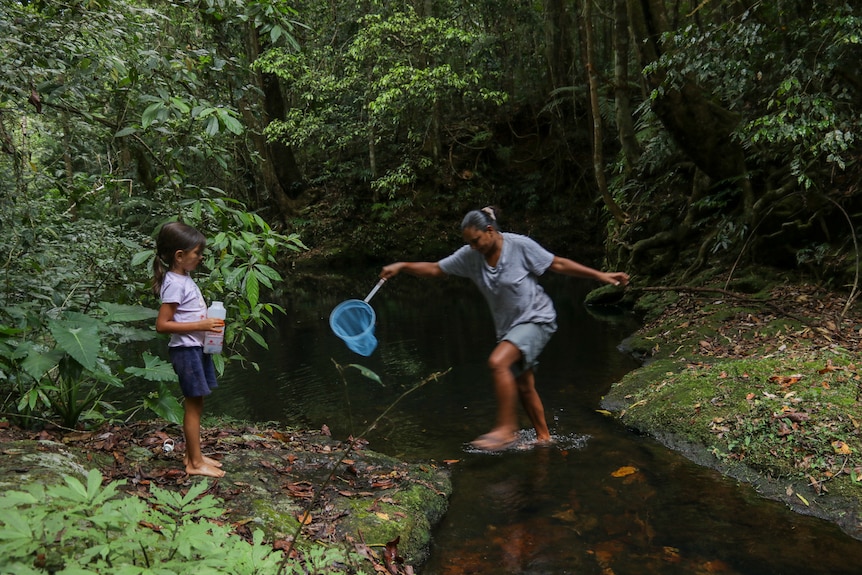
[168,346,218,398]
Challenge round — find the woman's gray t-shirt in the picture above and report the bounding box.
[438,232,557,340]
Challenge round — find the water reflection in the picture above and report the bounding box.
[210,272,862,574]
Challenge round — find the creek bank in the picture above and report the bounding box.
[598,279,862,541]
[0,421,452,570]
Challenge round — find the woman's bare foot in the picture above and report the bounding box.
[186,460,225,478]
[470,429,518,451]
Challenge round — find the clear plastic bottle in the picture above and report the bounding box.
[203,301,226,354]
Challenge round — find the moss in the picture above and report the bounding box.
[331,457,451,563]
[0,440,87,492]
[0,425,453,570]
[603,284,862,540]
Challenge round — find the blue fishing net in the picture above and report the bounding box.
[329,299,378,356]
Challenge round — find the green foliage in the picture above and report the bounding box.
[0,185,169,427]
[201,0,305,51]
[0,302,162,428]
[257,6,507,199]
[0,469,290,575]
[0,0,299,222]
[137,196,307,362]
[647,6,860,189]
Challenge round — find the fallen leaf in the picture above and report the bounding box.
[832,440,852,455]
[611,466,638,478]
[768,374,803,387]
[383,536,402,575]
[296,511,313,525]
[270,431,291,442]
[285,481,314,498]
[138,521,163,533]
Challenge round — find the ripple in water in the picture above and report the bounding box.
[461,428,590,454]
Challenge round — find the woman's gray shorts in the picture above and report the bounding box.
[502,322,557,376]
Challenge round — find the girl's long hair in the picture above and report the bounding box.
[152,221,206,295]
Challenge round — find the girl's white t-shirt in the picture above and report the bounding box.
[160,271,206,347]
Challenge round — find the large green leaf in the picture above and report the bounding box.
[144,382,184,424]
[245,271,260,308]
[125,352,177,382]
[21,347,64,381]
[99,302,158,323]
[141,101,163,128]
[104,325,158,344]
[49,319,100,371]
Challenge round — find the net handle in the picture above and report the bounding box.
[363,278,386,303]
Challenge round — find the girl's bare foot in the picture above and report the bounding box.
[185,454,223,468]
[186,460,225,478]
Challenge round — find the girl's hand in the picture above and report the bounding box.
[203,318,225,332]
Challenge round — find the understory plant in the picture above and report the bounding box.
[0,468,366,574]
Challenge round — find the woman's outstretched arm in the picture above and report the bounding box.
[548,256,630,286]
[380,261,447,279]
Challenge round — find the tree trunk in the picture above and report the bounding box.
[626,0,749,188]
[583,0,628,224]
[260,71,304,194]
[246,26,304,222]
[544,0,575,91]
[613,0,641,173]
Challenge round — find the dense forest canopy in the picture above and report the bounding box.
[0,0,860,426]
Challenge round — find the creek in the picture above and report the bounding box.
[206,272,862,574]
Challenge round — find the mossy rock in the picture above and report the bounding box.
[0,427,452,566]
[191,429,452,564]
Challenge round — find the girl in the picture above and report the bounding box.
[152,221,226,478]
[380,207,629,451]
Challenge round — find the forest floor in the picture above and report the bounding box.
[602,274,862,540]
[0,420,451,574]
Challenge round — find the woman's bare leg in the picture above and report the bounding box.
[471,341,522,450]
[516,369,551,443]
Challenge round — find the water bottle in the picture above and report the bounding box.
[203,301,226,354]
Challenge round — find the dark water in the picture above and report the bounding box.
[205,273,862,574]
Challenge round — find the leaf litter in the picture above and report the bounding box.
[0,420,449,574]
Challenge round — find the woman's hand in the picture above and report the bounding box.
[603,271,630,287]
[381,261,445,279]
[380,262,405,280]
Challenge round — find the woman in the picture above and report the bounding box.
[380,207,629,451]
